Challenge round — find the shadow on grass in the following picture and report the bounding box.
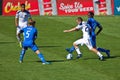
[0,41,16,44]
[38,45,61,48]
[36,59,67,63]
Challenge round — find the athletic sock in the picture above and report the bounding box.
[97,47,107,53]
[37,53,46,63]
[96,52,103,57]
[69,46,75,53]
[20,49,26,61]
[75,48,82,55]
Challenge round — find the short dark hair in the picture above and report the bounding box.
[21,3,25,7]
[88,11,94,16]
[77,17,83,22]
[29,21,36,25]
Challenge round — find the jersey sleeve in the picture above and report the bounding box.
[15,11,20,18]
[76,25,82,30]
[96,21,102,28]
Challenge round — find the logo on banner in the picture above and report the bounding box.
[116,6,120,12]
[59,2,93,13]
[4,1,30,13]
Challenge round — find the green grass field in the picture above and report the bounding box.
[0,15,120,80]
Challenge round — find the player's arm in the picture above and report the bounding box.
[96,22,103,36]
[15,18,19,27]
[15,11,19,28]
[63,27,78,33]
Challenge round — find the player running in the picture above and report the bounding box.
[64,17,104,60]
[15,3,32,47]
[18,21,50,64]
[87,11,110,57]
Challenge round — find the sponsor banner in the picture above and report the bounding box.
[43,0,52,15]
[114,0,120,15]
[98,0,107,15]
[56,0,94,15]
[2,0,39,16]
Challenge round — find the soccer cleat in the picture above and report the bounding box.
[99,56,104,61]
[77,54,82,59]
[106,50,110,58]
[19,60,23,63]
[42,62,51,65]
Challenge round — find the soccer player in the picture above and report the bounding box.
[64,17,104,60]
[87,11,110,57]
[15,3,32,47]
[19,21,50,64]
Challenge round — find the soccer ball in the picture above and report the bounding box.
[66,53,73,60]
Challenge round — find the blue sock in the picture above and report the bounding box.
[38,53,46,63]
[20,49,26,61]
[69,46,75,53]
[97,47,107,53]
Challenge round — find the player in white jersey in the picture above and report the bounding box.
[15,4,32,47]
[64,17,104,60]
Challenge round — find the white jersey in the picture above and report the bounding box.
[15,10,31,28]
[76,21,91,39]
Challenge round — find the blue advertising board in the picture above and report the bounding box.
[114,0,120,15]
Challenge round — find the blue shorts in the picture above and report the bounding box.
[90,36,96,48]
[22,43,39,52]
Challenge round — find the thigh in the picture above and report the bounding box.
[74,39,84,46]
[85,39,93,50]
[30,44,39,52]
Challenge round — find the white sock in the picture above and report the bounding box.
[97,52,103,57]
[75,48,82,55]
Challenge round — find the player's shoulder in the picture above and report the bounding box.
[16,10,21,14]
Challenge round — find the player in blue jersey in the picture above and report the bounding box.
[87,11,110,57]
[18,21,50,64]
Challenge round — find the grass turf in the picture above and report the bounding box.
[0,16,120,80]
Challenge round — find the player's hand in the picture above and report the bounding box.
[63,30,69,33]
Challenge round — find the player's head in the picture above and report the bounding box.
[21,4,25,11]
[28,21,36,26]
[88,11,94,18]
[76,17,83,24]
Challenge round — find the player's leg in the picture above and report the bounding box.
[86,39,104,60]
[73,39,83,58]
[19,47,27,63]
[66,46,75,53]
[31,44,50,64]
[16,27,22,47]
[97,47,110,58]
[90,48,104,60]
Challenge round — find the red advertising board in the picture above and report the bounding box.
[2,0,39,16]
[56,0,94,15]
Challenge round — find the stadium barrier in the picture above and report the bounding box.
[1,0,116,16]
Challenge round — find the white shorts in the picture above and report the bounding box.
[16,25,27,35]
[74,38,93,50]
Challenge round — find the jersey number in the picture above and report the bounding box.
[26,31,30,38]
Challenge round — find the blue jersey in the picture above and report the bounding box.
[87,18,101,37]
[21,26,37,46]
